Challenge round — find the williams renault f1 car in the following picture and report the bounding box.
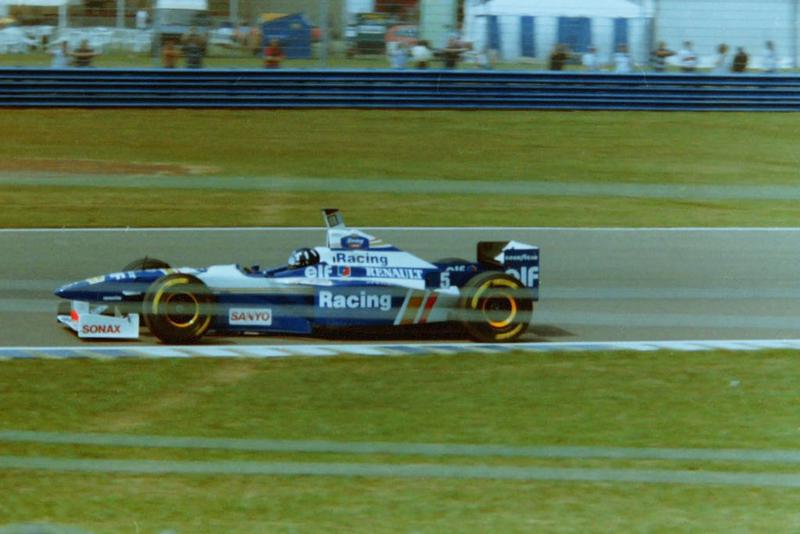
[55,209,540,344]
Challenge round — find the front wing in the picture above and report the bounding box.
[57,301,140,339]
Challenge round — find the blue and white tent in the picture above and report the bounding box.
[463,0,649,64]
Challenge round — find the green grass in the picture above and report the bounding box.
[4,85,800,532]
[2,109,800,227]
[3,352,794,447]
[3,351,800,532]
[5,110,798,185]
[6,186,800,227]
[0,48,384,69]
[0,47,541,70]
[5,474,800,533]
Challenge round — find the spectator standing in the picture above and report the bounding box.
[387,41,408,69]
[247,26,261,56]
[548,44,570,71]
[50,40,69,68]
[70,40,96,67]
[650,42,674,72]
[582,45,599,71]
[135,9,148,30]
[410,40,433,69]
[613,43,632,73]
[162,40,180,68]
[182,28,205,69]
[762,40,778,73]
[263,38,284,68]
[712,43,729,74]
[475,47,496,69]
[442,36,466,69]
[677,41,698,72]
[732,47,748,72]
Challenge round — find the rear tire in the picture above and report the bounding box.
[143,273,214,344]
[123,257,171,271]
[458,272,533,342]
[435,257,469,264]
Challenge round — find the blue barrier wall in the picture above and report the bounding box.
[1,68,800,110]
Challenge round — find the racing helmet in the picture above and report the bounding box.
[288,247,321,269]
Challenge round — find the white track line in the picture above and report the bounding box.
[3,455,800,487]
[4,430,800,464]
[0,339,796,360]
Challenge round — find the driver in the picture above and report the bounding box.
[287,247,321,269]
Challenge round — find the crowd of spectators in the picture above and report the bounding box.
[543,39,780,74]
[27,21,787,73]
[385,35,481,70]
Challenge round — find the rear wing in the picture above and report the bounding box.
[321,208,395,251]
[478,241,540,290]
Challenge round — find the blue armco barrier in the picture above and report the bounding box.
[2,68,800,110]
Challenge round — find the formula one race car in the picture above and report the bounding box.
[55,210,540,344]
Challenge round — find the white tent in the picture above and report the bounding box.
[467,0,640,18]
[464,0,649,64]
[155,0,206,10]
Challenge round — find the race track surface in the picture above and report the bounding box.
[2,227,799,347]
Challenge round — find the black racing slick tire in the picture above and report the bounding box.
[122,257,172,271]
[143,273,214,344]
[458,272,533,343]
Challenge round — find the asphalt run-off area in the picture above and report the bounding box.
[3,226,800,349]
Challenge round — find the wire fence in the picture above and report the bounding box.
[0,0,796,72]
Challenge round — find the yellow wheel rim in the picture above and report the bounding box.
[164,291,200,328]
[484,290,517,328]
[153,276,203,329]
[471,278,522,330]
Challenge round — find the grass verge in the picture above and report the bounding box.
[5,186,800,227]
[5,110,798,185]
[2,350,800,531]
[3,110,800,227]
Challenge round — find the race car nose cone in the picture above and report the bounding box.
[54,280,89,300]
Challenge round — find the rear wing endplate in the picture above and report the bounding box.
[322,208,345,229]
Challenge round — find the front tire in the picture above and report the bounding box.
[143,274,214,344]
[459,272,533,342]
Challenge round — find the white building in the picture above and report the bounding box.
[649,0,797,69]
[463,0,651,64]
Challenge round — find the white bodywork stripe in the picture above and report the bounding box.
[393,290,413,326]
